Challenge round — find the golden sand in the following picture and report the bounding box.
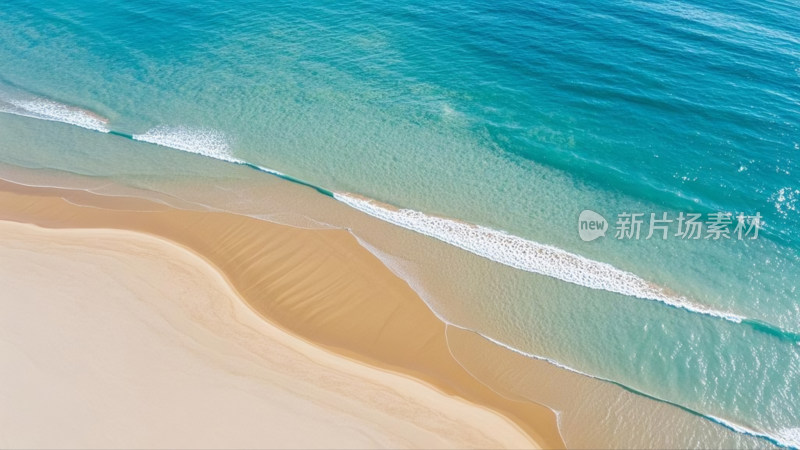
[0,179,564,448]
[1,220,537,448]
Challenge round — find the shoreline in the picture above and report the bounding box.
[0,178,565,448]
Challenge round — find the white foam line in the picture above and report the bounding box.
[358,210,794,444]
[131,126,289,178]
[1,99,109,133]
[450,323,796,449]
[132,125,239,163]
[333,193,746,324]
[706,416,799,449]
[0,104,745,326]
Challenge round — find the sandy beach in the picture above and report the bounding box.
[0,179,563,449]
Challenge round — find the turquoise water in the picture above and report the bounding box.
[1,0,798,447]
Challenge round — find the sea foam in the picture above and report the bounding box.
[0,100,752,325]
[133,126,240,163]
[774,428,800,449]
[1,98,109,133]
[334,193,746,323]
[0,101,753,325]
[706,417,800,449]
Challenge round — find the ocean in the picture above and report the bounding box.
[1,0,798,447]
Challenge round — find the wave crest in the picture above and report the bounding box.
[0,98,109,132]
[334,193,746,323]
[132,126,239,163]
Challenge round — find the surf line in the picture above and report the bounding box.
[78,127,767,330]
[452,324,799,449]
[4,111,794,342]
[109,129,334,197]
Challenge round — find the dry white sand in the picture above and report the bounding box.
[0,220,535,449]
